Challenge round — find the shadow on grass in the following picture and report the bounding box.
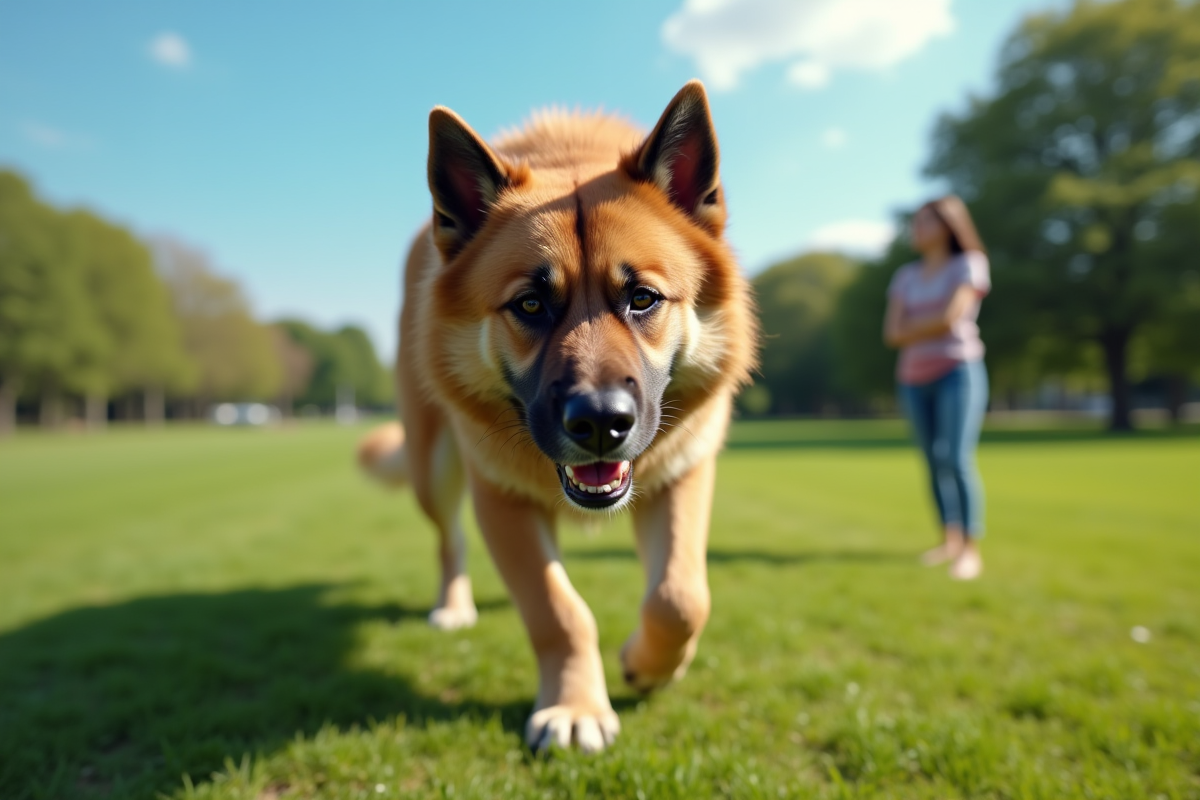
[726,424,1199,451]
[566,547,914,567]
[0,586,533,800]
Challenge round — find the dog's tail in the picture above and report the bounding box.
[357,421,409,488]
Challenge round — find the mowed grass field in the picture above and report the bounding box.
[1,419,1198,800]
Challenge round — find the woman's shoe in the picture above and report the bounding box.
[949,548,983,580]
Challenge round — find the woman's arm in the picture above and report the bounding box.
[885,284,977,348]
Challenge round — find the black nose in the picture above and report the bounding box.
[561,389,636,456]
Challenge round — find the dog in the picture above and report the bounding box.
[358,81,756,752]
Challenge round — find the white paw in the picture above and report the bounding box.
[526,705,620,753]
[427,604,478,630]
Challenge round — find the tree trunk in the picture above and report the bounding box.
[0,378,18,437]
[1099,329,1133,432]
[86,392,108,431]
[1165,374,1187,425]
[144,386,165,426]
[40,390,64,429]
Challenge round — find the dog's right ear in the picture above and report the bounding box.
[428,107,510,258]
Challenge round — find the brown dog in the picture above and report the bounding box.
[359,81,756,752]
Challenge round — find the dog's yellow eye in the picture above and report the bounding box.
[631,290,659,312]
[519,297,543,316]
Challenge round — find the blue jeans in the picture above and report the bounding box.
[898,360,989,538]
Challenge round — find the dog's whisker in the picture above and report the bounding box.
[477,423,528,449]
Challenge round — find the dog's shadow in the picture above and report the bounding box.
[0,585,558,799]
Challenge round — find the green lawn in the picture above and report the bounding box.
[1,419,1197,799]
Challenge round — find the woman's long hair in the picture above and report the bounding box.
[920,195,986,255]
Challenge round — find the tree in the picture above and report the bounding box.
[154,238,282,407]
[276,320,392,411]
[332,325,393,408]
[64,211,193,426]
[830,237,914,405]
[0,172,109,431]
[271,325,314,417]
[926,0,1200,430]
[1134,192,1200,420]
[747,252,858,415]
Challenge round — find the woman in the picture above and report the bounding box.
[884,196,990,581]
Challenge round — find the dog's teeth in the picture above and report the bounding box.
[565,465,575,478]
[588,485,599,494]
[620,461,631,475]
[601,485,612,493]
[609,479,620,489]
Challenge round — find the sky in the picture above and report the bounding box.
[0,0,1063,360]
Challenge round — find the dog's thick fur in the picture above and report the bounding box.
[359,81,756,752]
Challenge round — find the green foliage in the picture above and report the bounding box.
[925,0,1200,428]
[64,210,193,396]
[1,171,385,420]
[155,238,283,401]
[1,420,1197,798]
[830,237,916,403]
[277,319,393,409]
[0,172,109,397]
[1134,189,1200,380]
[747,252,859,414]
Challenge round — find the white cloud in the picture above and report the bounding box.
[20,120,91,150]
[662,0,954,91]
[807,219,896,258]
[821,127,847,149]
[148,32,191,68]
[786,60,830,89]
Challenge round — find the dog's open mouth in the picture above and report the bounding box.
[556,460,633,509]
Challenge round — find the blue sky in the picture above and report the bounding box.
[0,0,1061,359]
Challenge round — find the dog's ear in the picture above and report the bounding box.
[428,107,510,258]
[626,80,724,234]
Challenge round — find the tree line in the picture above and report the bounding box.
[3,1,1195,434]
[746,0,1200,431]
[0,172,392,433]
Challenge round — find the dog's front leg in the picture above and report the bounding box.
[468,470,618,752]
[621,454,715,693]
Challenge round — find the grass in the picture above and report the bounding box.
[1,418,1198,799]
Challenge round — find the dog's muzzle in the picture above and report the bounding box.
[554,388,638,509]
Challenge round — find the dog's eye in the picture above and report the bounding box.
[517,296,544,316]
[630,289,661,313]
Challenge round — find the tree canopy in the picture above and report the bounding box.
[276,320,393,410]
[0,172,393,430]
[154,238,283,402]
[65,211,192,398]
[0,173,108,406]
[744,252,859,415]
[926,0,1200,429]
[829,237,915,405]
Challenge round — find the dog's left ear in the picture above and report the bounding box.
[626,80,724,235]
[428,106,512,259]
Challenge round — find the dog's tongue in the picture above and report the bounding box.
[576,461,622,487]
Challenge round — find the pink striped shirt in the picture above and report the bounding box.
[887,251,991,386]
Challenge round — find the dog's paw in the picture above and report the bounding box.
[620,630,696,693]
[427,603,478,631]
[526,704,620,754]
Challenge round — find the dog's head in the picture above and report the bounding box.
[425,81,751,512]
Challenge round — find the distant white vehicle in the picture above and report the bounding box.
[211,403,280,426]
